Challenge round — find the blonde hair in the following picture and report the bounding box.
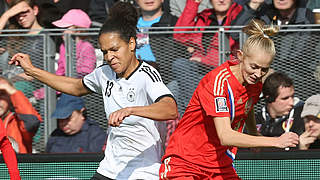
[242,19,279,58]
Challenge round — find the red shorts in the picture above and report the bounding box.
[159,156,241,180]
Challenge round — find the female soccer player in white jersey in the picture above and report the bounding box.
[9,2,178,180]
[159,19,300,179]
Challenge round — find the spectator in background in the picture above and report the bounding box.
[138,0,188,85]
[233,0,317,101]
[52,9,96,78]
[299,94,320,149]
[234,0,250,5]
[46,94,106,153]
[261,0,316,101]
[299,94,320,150]
[174,0,243,67]
[0,0,44,81]
[135,0,185,140]
[0,0,42,32]
[0,122,21,180]
[88,0,116,27]
[169,0,250,17]
[0,0,56,102]
[171,0,243,115]
[52,0,91,15]
[36,0,63,29]
[169,0,212,17]
[135,0,167,62]
[0,76,42,153]
[0,0,8,74]
[254,72,305,137]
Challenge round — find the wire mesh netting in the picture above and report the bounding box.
[0,26,320,152]
[0,33,54,153]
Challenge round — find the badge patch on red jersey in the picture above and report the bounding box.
[215,97,228,112]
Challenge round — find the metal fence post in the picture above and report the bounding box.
[43,33,57,146]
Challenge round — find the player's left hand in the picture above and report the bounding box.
[108,107,132,127]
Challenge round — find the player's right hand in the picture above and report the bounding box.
[9,53,34,76]
[276,132,299,148]
[108,107,132,127]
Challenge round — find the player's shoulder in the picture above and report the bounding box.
[137,61,163,83]
[96,63,114,74]
[86,63,115,79]
[96,63,109,69]
[199,62,233,96]
[139,61,159,71]
[206,62,232,81]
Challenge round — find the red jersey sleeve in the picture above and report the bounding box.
[196,68,231,118]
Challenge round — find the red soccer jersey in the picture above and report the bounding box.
[163,61,262,171]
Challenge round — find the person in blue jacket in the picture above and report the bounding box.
[46,93,106,153]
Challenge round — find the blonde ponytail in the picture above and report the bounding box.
[242,19,279,58]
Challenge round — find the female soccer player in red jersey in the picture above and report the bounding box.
[160,19,300,180]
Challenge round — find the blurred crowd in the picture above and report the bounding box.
[0,0,320,155]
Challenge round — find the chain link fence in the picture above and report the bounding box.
[0,25,319,152]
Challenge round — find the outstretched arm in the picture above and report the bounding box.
[9,53,90,96]
[214,116,299,148]
[108,96,178,127]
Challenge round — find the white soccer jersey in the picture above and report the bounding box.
[83,61,173,180]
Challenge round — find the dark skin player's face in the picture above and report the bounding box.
[99,32,138,78]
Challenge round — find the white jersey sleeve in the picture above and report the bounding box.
[140,63,174,102]
[83,65,113,94]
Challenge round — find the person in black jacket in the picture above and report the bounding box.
[46,93,106,153]
[255,72,305,137]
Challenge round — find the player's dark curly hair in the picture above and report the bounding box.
[99,1,138,43]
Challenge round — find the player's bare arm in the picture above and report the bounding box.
[213,116,299,148]
[108,96,178,127]
[245,108,260,136]
[131,96,178,120]
[9,53,90,96]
